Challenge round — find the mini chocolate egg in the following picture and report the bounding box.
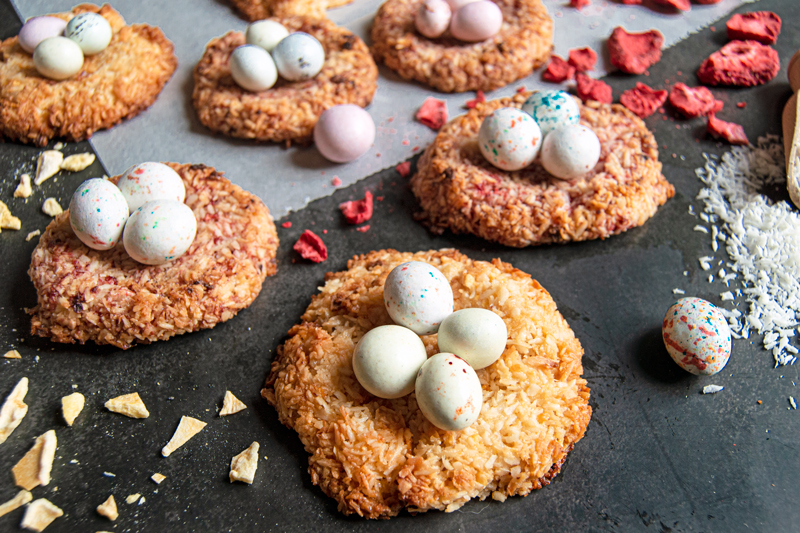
[449,0,502,43]
[384,261,454,336]
[18,16,67,54]
[415,0,451,39]
[437,308,507,369]
[352,325,429,399]
[245,19,289,52]
[123,200,197,265]
[540,124,601,180]
[521,90,581,136]
[272,32,325,82]
[415,352,483,431]
[33,36,84,80]
[69,178,129,251]
[662,297,732,376]
[478,107,542,171]
[314,105,375,163]
[445,0,480,10]
[65,12,112,55]
[117,162,186,214]
[229,45,278,92]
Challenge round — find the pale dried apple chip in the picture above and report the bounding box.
[229,442,260,484]
[104,393,149,419]
[61,393,85,426]
[0,377,29,444]
[20,498,63,532]
[161,416,206,457]
[220,391,247,417]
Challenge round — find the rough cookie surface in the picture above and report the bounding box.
[229,0,352,21]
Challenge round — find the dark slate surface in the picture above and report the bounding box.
[1,1,799,531]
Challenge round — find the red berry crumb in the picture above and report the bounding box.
[542,55,575,83]
[668,83,723,118]
[339,191,373,225]
[396,161,411,178]
[281,221,292,228]
[620,83,668,118]
[726,11,781,45]
[575,73,612,104]
[652,0,690,11]
[569,0,590,9]
[608,27,664,75]
[465,91,486,109]
[293,230,328,263]
[355,225,370,233]
[707,115,749,145]
[331,177,342,186]
[568,47,597,73]
[416,97,448,129]
[736,102,747,109]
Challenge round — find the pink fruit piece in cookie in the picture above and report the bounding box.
[465,90,486,109]
[568,47,597,73]
[416,97,448,130]
[395,161,411,177]
[339,191,373,224]
[707,115,749,145]
[620,83,668,118]
[608,27,664,75]
[668,83,723,118]
[294,230,328,263]
[542,55,575,83]
[652,0,690,10]
[726,12,782,45]
[575,73,612,104]
[569,0,590,9]
[697,40,779,87]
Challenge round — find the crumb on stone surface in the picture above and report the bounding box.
[230,442,260,484]
[60,153,96,172]
[61,393,85,426]
[20,498,63,532]
[96,495,118,521]
[14,174,32,198]
[105,393,150,419]
[161,416,207,457]
[34,151,63,186]
[0,377,28,444]
[0,490,32,518]
[220,391,247,417]
[41,198,63,217]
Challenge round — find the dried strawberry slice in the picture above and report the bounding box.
[395,161,411,178]
[668,83,723,118]
[707,115,749,145]
[620,83,668,118]
[726,11,782,45]
[569,0,590,9]
[697,40,779,87]
[620,0,642,3]
[294,230,328,263]
[575,73,612,104]
[568,48,597,72]
[652,0,690,11]
[416,97,448,129]
[465,90,486,109]
[542,55,575,83]
[339,191,373,224]
[608,27,664,75]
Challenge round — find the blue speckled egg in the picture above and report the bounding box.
[521,90,581,136]
[662,297,732,376]
[384,261,454,335]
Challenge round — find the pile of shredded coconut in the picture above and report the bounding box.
[694,135,800,367]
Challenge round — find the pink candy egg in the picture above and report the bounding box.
[415,0,451,39]
[19,16,67,54]
[445,0,480,10]
[313,104,375,163]
[450,0,502,43]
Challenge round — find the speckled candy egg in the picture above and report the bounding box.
[521,90,581,136]
[69,178,129,251]
[314,105,375,163]
[415,352,483,431]
[415,0,451,39]
[123,200,197,265]
[437,308,507,369]
[272,32,325,82]
[229,45,278,92]
[662,297,732,376]
[117,162,186,213]
[540,124,601,180]
[352,325,429,399]
[449,0,502,43]
[384,261,454,335]
[478,107,542,171]
[18,16,67,54]
[245,19,289,52]
[65,12,112,55]
[33,36,84,80]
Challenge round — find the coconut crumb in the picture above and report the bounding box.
[12,430,57,490]
[4,350,21,359]
[96,495,118,521]
[0,200,21,232]
[14,174,32,198]
[20,498,63,532]
[25,230,41,242]
[125,494,140,505]
[220,391,247,416]
[60,153,96,172]
[61,393,85,426]
[790,397,797,409]
[137,496,145,506]
[104,393,149,419]
[41,198,63,217]
[34,151,63,186]
[703,385,724,394]
[0,490,32,518]
[0,377,28,444]
[229,442,260,484]
[161,416,207,457]
[151,473,166,484]
[672,288,686,295]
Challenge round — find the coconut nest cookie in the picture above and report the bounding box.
[28,163,278,350]
[370,0,552,93]
[193,17,377,144]
[262,249,591,518]
[229,0,352,22]
[0,4,177,146]
[411,93,675,247]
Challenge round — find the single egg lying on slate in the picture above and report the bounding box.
[123,199,197,265]
[662,297,732,376]
[384,261,454,336]
[540,124,601,180]
[415,352,483,431]
[478,107,542,171]
[415,0,451,39]
[117,162,186,214]
[245,19,289,52]
[65,12,112,55]
[352,325,429,399]
[445,0,480,10]
[272,32,325,82]
[33,36,84,80]
[18,16,67,54]
[521,90,581,136]
[229,45,278,92]
[314,105,375,163]
[437,308,507,370]
[449,0,502,43]
[69,178,129,251]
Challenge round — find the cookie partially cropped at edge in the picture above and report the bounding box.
[229,0,352,22]
[28,163,278,350]
[411,92,675,247]
[263,249,591,518]
[193,17,377,144]
[371,0,552,93]
[0,4,177,147]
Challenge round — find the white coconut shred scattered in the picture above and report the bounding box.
[695,136,800,366]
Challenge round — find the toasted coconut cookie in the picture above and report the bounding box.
[411,93,675,246]
[371,0,552,93]
[263,249,591,518]
[28,163,278,350]
[229,0,352,21]
[193,17,377,144]
[0,4,177,146]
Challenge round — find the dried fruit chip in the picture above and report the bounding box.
[697,40,780,87]
[105,393,149,419]
[726,11,781,45]
[293,230,327,263]
[12,430,56,490]
[41,198,63,218]
[707,115,749,145]
[652,0,690,10]
[219,390,247,417]
[60,153,96,172]
[542,55,575,83]
[0,377,28,444]
[465,91,486,109]
[96,495,118,521]
[415,97,448,130]
[395,161,411,178]
[14,174,32,199]
[162,416,207,457]
[568,47,597,72]
[151,473,166,484]
[620,0,642,3]
[26,230,41,242]
[4,350,21,359]
[20,498,63,532]
[0,200,21,233]
[608,27,664,75]
[61,392,85,426]
[0,490,32,518]
[125,494,140,505]
[569,0,590,9]
[620,83,668,118]
[339,191,373,225]
[575,73,613,104]
[229,442,260,484]
[34,151,63,186]
[668,83,724,118]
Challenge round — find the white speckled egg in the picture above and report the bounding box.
[415,0,451,39]
[229,45,277,92]
[445,0,480,10]
[18,16,67,54]
[272,32,325,82]
[33,36,83,80]
[540,124,601,180]
[117,162,186,214]
[521,90,581,136]
[415,352,483,431]
[449,0,502,43]
[65,12,112,56]
[352,325,429,399]
[69,178,129,251]
[123,200,197,265]
[384,261,454,335]
[314,105,375,163]
[662,297,731,376]
[478,107,542,171]
[245,19,289,52]
[437,308,507,369]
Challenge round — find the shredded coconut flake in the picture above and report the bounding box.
[790,396,797,410]
[703,385,724,394]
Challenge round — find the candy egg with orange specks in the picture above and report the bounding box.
[662,297,732,375]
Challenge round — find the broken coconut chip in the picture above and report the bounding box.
[34,151,64,186]
[41,198,63,217]
[14,174,32,199]
[0,377,29,444]
[61,392,85,426]
[12,429,57,490]
[220,391,247,417]
[104,392,149,419]
[151,473,166,484]
[229,441,260,484]
[782,50,800,209]
[4,350,21,359]
[60,153,96,172]
[0,490,32,518]
[20,498,63,532]
[0,200,22,233]
[125,494,140,505]
[162,416,207,457]
[96,495,118,520]
[26,230,41,242]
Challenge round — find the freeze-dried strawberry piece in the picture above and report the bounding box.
[542,55,575,83]
[568,48,597,72]
[668,83,723,117]
[575,73,612,104]
[608,27,664,75]
[697,40,779,87]
[294,230,328,263]
[694,0,721,3]
[707,114,749,145]
[395,161,411,177]
[652,0,690,10]
[465,91,486,109]
[416,97,448,129]
[726,12,781,45]
[620,83,668,118]
[339,191,373,224]
[569,0,590,9]
[620,0,642,3]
